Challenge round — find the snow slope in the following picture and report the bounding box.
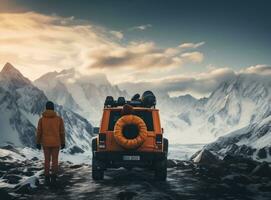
[204,114,271,162]
[158,74,271,144]
[34,67,271,145]
[0,63,94,151]
[34,69,128,124]
[2,61,270,151]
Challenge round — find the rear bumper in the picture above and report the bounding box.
[93,151,167,168]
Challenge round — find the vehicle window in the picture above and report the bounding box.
[108,110,154,131]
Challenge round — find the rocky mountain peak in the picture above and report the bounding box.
[59,68,75,75]
[2,62,21,75]
[0,62,31,85]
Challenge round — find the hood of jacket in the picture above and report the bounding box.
[42,110,57,118]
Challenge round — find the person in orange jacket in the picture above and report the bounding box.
[36,101,65,185]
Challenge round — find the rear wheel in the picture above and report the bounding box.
[92,137,97,156]
[92,168,104,180]
[92,138,104,180]
[154,158,167,181]
[124,167,133,171]
[163,138,168,155]
[92,157,104,180]
[154,138,168,181]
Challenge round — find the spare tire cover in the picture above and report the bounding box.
[114,115,147,149]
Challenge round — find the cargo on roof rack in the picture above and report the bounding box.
[104,91,156,108]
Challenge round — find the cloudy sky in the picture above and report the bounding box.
[0,0,271,97]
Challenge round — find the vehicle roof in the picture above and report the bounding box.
[104,106,159,111]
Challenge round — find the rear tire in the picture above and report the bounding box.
[92,168,104,180]
[92,157,104,180]
[154,138,168,181]
[154,158,167,181]
[92,137,97,156]
[163,138,168,155]
[91,139,104,180]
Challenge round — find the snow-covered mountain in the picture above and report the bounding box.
[204,74,270,129]
[34,68,128,124]
[158,74,271,144]
[33,67,271,145]
[0,63,93,151]
[165,73,271,161]
[3,61,269,148]
[203,114,271,162]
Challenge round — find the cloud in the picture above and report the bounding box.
[109,31,123,39]
[89,41,185,69]
[0,12,267,99]
[119,65,271,98]
[87,40,205,70]
[181,51,204,63]
[118,67,236,96]
[0,12,108,79]
[154,68,236,93]
[0,12,204,81]
[179,42,205,49]
[241,64,271,75]
[130,24,152,31]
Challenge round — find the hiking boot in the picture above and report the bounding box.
[45,175,50,185]
[50,174,57,187]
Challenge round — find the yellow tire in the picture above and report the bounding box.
[114,115,147,149]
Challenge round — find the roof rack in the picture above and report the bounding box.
[104,91,156,108]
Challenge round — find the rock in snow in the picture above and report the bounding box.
[250,162,271,177]
[68,145,85,155]
[192,149,219,164]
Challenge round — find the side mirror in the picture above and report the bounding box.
[93,127,99,134]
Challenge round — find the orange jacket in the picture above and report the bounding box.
[36,110,65,147]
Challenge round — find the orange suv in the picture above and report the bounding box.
[92,91,168,181]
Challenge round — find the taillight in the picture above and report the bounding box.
[98,133,106,149]
[156,134,162,144]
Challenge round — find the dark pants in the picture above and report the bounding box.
[43,146,60,176]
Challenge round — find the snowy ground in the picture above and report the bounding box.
[1,145,271,200]
[19,143,205,164]
[168,144,205,160]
